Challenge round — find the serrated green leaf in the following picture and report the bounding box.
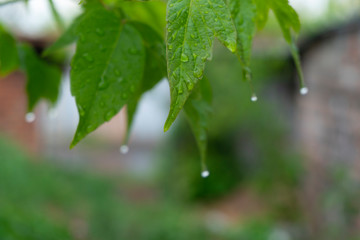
[43,13,88,56]
[270,0,304,89]
[253,0,269,29]
[229,0,257,81]
[48,0,65,30]
[17,44,62,111]
[184,76,212,165]
[165,0,237,132]
[271,0,300,43]
[119,1,167,36]
[0,27,19,76]
[68,7,146,148]
[124,22,167,144]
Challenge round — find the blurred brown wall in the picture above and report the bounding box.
[0,72,39,153]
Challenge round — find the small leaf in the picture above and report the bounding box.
[119,1,167,36]
[229,0,257,81]
[0,26,19,76]
[253,0,269,29]
[43,13,87,56]
[48,0,65,30]
[68,7,146,148]
[165,0,237,131]
[17,44,62,111]
[124,22,167,144]
[184,76,212,165]
[270,0,304,89]
[271,0,300,43]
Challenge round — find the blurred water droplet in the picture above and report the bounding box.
[120,145,129,154]
[95,28,104,36]
[251,94,258,102]
[78,105,85,116]
[178,88,183,94]
[201,170,210,178]
[86,125,95,133]
[181,53,189,62]
[83,53,94,63]
[129,48,137,54]
[105,110,115,121]
[194,67,202,78]
[25,112,36,123]
[130,85,135,93]
[300,87,309,95]
[98,79,108,90]
[187,82,194,91]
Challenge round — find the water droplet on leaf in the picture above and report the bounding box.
[187,82,194,91]
[105,110,115,121]
[98,79,108,90]
[194,67,203,78]
[87,125,95,133]
[181,53,189,62]
[95,28,104,36]
[78,105,85,116]
[129,48,138,54]
[83,53,94,63]
[130,85,136,93]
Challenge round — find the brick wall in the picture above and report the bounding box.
[0,72,40,153]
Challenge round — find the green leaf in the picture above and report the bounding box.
[253,0,269,30]
[165,0,237,132]
[43,13,88,56]
[17,44,62,111]
[229,0,257,81]
[270,0,304,89]
[68,7,146,148]
[184,76,212,166]
[48,0,65,30]
[124,22,167,144]
[252,0,305,90]
[271,0,300,43]
[116,1,167,36]
[0,27,19,76]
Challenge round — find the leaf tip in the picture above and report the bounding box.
[227,41,237,53]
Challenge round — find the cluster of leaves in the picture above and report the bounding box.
[0,0,303,169]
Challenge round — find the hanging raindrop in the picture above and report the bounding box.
[25,112,36,123]
[251,94,258,102]
[201,170,210,178]
[119,145,129,154]
[300,87,309,95]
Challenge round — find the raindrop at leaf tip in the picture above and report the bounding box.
[251,94,258,102]
[25,112,36,123]
[120,145,129,154]
[300,87,309,95]
[201,170,210,178]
